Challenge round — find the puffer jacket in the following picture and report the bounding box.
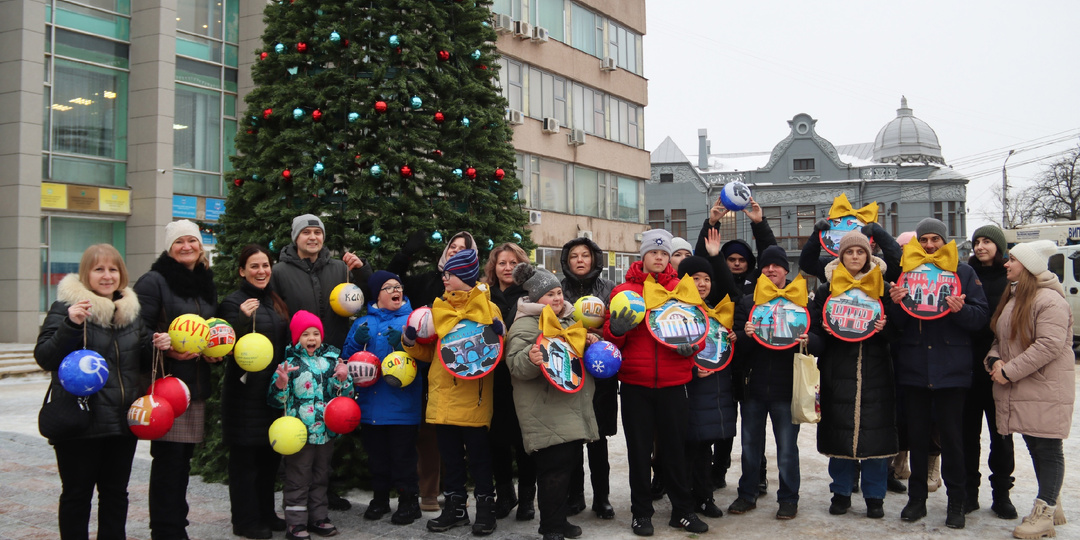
[270,243,371,349]
[268,344,352,444]
[403,285,500,428]
[217,280,288,446]
[506,300,598,453]
[798,223,903,284]
[603,261,697,388]
[986,272,1075,439]
[811,258,898,459]
[710,217,777,295]
[35,274,151,443]
[133,253,217,401]
[889,262,988,389]
[686,297,737,442]
[343,299,422,425]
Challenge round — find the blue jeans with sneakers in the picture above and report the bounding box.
[737,398,800,504]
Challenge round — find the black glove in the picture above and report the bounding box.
[403,325,418,342]
[404,230,428,255]
[862,222,886,243]
[491,318,505,336]
[813,218,831,232]
[675,343,696,357]
[350,324,370,348]
[608,307,637,337]
[385,327,403,351]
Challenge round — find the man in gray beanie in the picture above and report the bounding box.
[915,217,949,247]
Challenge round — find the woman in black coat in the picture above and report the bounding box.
[35,244,170,539]
[132,220,219,540]
[218,244,291,538]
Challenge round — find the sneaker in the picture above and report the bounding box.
[631,516,654,537]
[307,518,338,537]
[776,502,798,520]
[727,497,757,514]
[669,512,709,533]
[830,494,851,515]
[285,524,310,540]
[696,499,724,518]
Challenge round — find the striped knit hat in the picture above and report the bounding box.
[444,249,480,286]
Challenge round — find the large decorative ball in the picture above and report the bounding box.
[151,376,190,417]
[313,162,324,174]
[127,395,175,440]
[584,341,622,379]
[381,351,417,388]
[296,42,308,53]
[460,117,470,127]
[406,306,437,344]
[233,178,243,187]
[369,235,381,246]
[324,396,361,434]
[259,52,268,60]
[465,167,477,179]
[234,333,274,372]
[329,283,365,317]
[263,108,273,119]
[573,296,606,328]
[168,314,209,354]
[268,416,307,455]
[494,168,505,180]
[720,181,752,211]
[452,168,463,179]
[282,169,292,180]
[400,165,413,178]
[610,290,646,326]
[202,318,236,358]
[431,231,443,243]
[347,351,381,388]
[58,349,109,396]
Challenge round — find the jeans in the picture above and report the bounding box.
[149,440,195,539]
[361,424,420,493]
[1023,435,1065,506]
[54,436,137,540]
[436,424,494,497]
[283,442,334,527]
[829,457,889,499]
[228,443,281,531]
[903,386,966,502]
[738,398,800,504]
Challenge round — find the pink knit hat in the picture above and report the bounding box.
[290,310,323,344]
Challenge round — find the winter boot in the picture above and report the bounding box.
[566,492,586,516]
[1013,499,1055,539]
[391,492,423,525]
[494,483,518,519]
[927,454,943,493]
[592,493,615,519]
[946,498,966,529]
[427,493,470,532]
[829,493,851,515]
[364,491,392,520]
[516,483,536,521]
[900,498,927,522]
[865,498,885,519]
[472,494,497,536]
[993,490,1019,520]
[893,450,911,479]
[1053,500,1066,525]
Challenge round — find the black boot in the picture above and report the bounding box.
[472,494,497,536]
[592,493,615,520]
[829,493,851,515]
[900,498,927,522]
[991,490,1018,519]
[566,492,586,516]
[364,490,391,520]
[516,482,536,521]
[865,498,884,519]
[391,492,423,525]
[963,490,980,514]
[946,498,965,529]
[494,483,518,519]
[427,493,470,532]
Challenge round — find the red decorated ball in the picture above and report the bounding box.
[437,50,450,61]
[324,396,361,434]
[296,42,308,53]
[259,52,268,60]
[434,111,445,124]
[466,167,477,179]
[263,108,272,119]
[401,165,413,177]
[127,395,175,440]
[312,109,322,122]
[234,178,243,187]
[282,169,291,179]
[495,168,505,180]
[375,101,388,113]
[152,376,190,417]
[347,351,381,388]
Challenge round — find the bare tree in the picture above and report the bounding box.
[982,183,1042,227]
[1029,145,1080,221]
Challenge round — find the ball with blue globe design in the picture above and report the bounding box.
[584,340,622,379]
[58,349,109,396]
[719,181,752,211]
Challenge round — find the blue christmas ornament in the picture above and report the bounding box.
[452,168,463,179]
[347,112,359,123]
[274,43,285,54]
[460,117,470,127]
[370,164,383,177]
[292,108,304,119]
[487,239,494,250]
[388,34,400,47]
[431,231,443,243]
[329,31,341,42]
[286,66,298,75]
[313,162,324,174]
[513,192,519,200]
[584,341,622,379]
[369,235,381,246]
[513,233,522,242]
[58,349,109,396]
[410,96,422,109]
[252,174,260,181]
[471,49,482,61]
[269,240,277,253]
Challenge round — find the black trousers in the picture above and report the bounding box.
[686,440,715,502]
[490,413,536,499]
[436,424,494,497]
[962,376,1015,496]
[534,440,583,534]
[228,443,281,530]
[54,436,137,540]
[620,383,693,518]
[904,386,967,502]
[149,440,196,539]
[569,439,610,499]
[361,424,420,494]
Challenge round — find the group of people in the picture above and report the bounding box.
[33,195,1074,540]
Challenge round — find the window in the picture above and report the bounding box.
[660,173,673,183]
[514,153,528,207]
[763,206,782,231]
[574,167,599,216]
[570,4,603,57]
[648,209,665,231]
[538,159,568,213]
[534,0,565,41]
[890,202,899,236]
[617,176,640,222]
[40,216,125,310]
[793,158,815,172]
[527,67,566,125]
[1049,254,1064,283]
[932,201,959,236]
[671,209,687,239]
[498,58,524,113]
[606,96,643,148]
[491,0,525,22]
[797,205,816,244]
[174,85,222,195]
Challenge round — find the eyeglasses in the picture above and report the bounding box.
[380,285,404,293]
[442,271,452,280]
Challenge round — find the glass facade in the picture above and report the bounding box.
[40,216,126,311]
[517,153,644,224]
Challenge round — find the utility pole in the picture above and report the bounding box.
[1002,149,1015,228]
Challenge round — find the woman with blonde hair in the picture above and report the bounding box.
[985,240,1074,539]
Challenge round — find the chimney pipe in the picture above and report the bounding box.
[698,129,709,170]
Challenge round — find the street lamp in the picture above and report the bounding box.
[1002,149,1016,228]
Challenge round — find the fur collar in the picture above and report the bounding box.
[149,252,217,304]
[56,273,141,328]
[515,298,575,321]
[824,255,887,283]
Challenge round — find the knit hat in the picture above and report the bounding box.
[290,309,324,345]
[369,270,402,296]
[896,231,916,246]
[1007,240,1057,275]
[972,224,1007,257]
[640,229,674,257]
[721,241,752,261]
[915,217,948,241]
[165,220,202,249]
[512,262,562,302]
[757,245,790,272]
[677,256,714,281]
[838,230,872,258]
[291,214,325,242]
[444,248,480,286]
[671,237,693,255]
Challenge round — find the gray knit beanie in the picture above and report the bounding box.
[915,217,948,241]
[512,263,562,302]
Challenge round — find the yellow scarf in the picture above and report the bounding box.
[828,192,878,224]
[901,237,959,273]
[753,273,808,307]
[539,305,587,356]
[432,284,496,338]
[830,263,884,298]
[702,295,735,329]
[642,274,702,310]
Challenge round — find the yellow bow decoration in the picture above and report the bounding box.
[539,305,587,356]
[432,285,496,338]
[703,295,735,329]
[830,263,884,299]
[642,274,703,310]
[753,274,808,308]
[900,237,959,273]
[828,192,879,224]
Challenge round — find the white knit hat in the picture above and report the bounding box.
[1008,240,1057,275]
[164,220,202,249]
[670,237,693,255]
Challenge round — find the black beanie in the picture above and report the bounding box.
[677,256,714,281]
[757,245,790,272]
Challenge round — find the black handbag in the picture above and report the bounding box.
[38,384,92,440]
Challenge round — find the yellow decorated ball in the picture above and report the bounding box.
[610,290,646,326]
[381,351,418,388]
[573,295,606,328]
[234,332,273,372]
[268,416,307,455]
[202,318,236,358]
[168,314,209,354]
[329,283,365,317]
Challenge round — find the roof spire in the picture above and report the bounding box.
[897,96,912,117]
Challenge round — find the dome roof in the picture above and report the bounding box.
[872,97,945,165]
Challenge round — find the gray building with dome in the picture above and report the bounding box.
[647,98,969,273]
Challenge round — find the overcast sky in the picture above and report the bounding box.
[642,0,1080,232]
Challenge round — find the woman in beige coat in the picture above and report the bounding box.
[985,240,1075,539]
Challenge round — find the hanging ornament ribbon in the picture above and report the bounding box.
[830,263,884,299]
[539,305,587,356]
[828,192,878,224]
[432,285,495,337]
[702,295,736,329]
[901,237,959,273]
[753,274,809,307]
[642,274,702,310]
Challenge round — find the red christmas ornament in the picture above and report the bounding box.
[494,168,505,180]
[282,169,292,180]
[477,65,488,70]
[127,395,175,440]
[433,149,443,157]
[312,109,323,122]
[324,396,361,434]
[343,39,349,47]
[434,111,445,124]
[296,42,308,53]
[437,50,450,62]
[375,101,388,113]
[234,178,244,187]
[259,52,268,60]
[152,376,191,417]
[401,165,413,178]
[245,130,254,134]
[263,108,272,119]
[466,167,477,179]
[396,47,402,55]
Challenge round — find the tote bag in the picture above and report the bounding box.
[791,343,820,424]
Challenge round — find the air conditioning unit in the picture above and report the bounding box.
[513,21,532,39]
[494,13,513,33]
[506,109,524,125]
[601,57,617,71]
[528,210,542,225]
[531,26,549,43]
[568,128,586,146]
[579,230,594,240]
[542,117,560,134]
